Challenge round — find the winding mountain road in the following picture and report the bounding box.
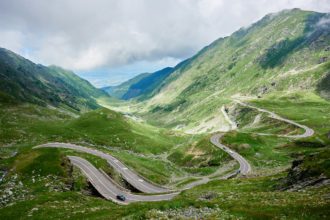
[35,133,250,204]
[68,156,179,205]
[34,101,315,204]
[234,100,314,138]
[35,143,169,194]
[210,134,251,175]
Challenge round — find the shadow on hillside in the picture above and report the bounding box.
[317,70,330,100]
[258,12,329,69]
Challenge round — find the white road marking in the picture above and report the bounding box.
[69,156,178,203]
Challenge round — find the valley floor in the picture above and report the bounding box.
[0,92,330,219]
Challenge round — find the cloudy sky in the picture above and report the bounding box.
[0,0,329,87]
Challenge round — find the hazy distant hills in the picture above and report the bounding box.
[0,48,108,112]
[102,59,193,101]
[102,72,152,99]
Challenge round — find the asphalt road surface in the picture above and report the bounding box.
[235,100,314,138]
[68,156,179,204]
[35,134,252,204]
[210,134,251,175]
[67,132,249,204]
[33,101,315,205]
[35,143,169,194]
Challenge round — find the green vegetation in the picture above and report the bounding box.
[108,9,329,134]
[222,132,291,170]
[1,8,330,219]
[1,162,329,219]
[233,105,304,135]
[0,101,231,186]
[168,135,231,175]
[317,70,330,100]
[0,48,108,112]
[0,103,181,154]
[111,151,181,185]
[251,92,330,135]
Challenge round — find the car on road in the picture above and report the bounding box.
[116,194,126,201]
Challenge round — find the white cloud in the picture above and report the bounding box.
[0,0,329,84]
[317,16,330,28]
[0,30,24,54]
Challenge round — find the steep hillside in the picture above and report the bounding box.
[103,67,175,100]
[0,48,108,112]
[102,57,194,101]
[102,72,151,99]
[121,67,174,100]
[127,9,330,133]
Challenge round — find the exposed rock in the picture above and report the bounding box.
[144,205,239,220]
[198,191,218,201]
[241,143,251,149]
[259,85,268,94]
[279,151,330,191]
[318,57,328,64]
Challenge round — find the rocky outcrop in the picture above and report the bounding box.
[279,151,330,191]
[145,205,238,219]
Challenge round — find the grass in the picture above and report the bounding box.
[113,10,329,134]
[49,149,127,187]
[1,103,328,219]
[0,102,233,187]
[14,149,68,178]
[1,167,329,219]
[222,131,291,169]
[168,135,231,175]
[111,151,183,185]
[175,177,201,188]
[1,81,330,219]
[0,102,186,155]
[235,105,304,135]
[1,96,329,219]
[251,92,330,136]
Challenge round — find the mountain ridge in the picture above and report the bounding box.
[0,47,108,112]
[109,8,330,134]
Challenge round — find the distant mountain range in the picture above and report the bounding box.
[102,58,193,100]
[103,9,329,132]
[1,9,329,122]
[0,48,108,112]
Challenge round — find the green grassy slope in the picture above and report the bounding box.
[0,102,181,154]
[2,91,328,218]
[120,9,330,133]
[0,48,108,112]
[0,99,232,185]
[1,148,328,219]
[1,8,330,219]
